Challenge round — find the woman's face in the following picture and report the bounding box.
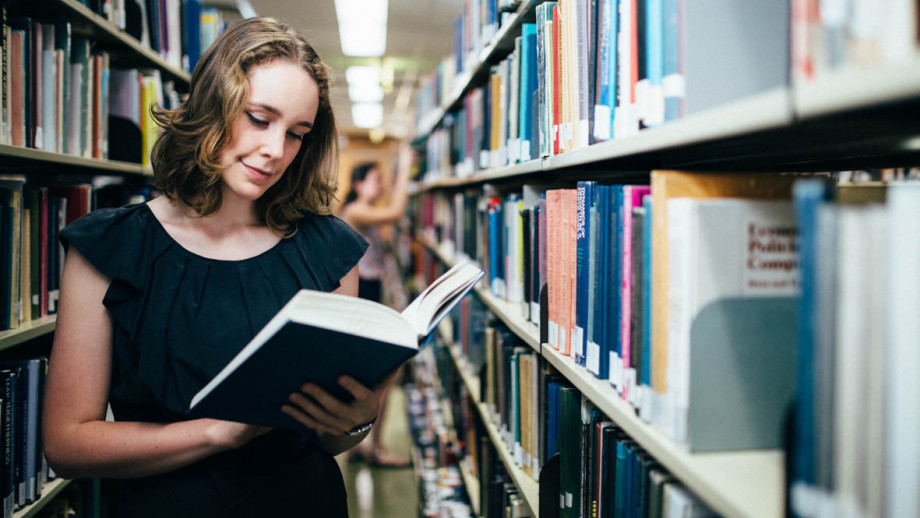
[220,59,319,203]
[356,168,382,201]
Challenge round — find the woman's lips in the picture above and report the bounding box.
[242,161,272,180]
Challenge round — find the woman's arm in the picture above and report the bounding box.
[282,265,400,455]
[42,248,269,480]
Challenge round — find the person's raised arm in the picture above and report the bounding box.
[42,248,269,479]
[341,143,413,227]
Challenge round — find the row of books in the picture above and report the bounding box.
[442,306,715,517]
[415,0,522,123]
[792,0,918,81]
[66,0,225,74]
[0,355,52,518]
[0,17,181,164]
[791,180,920,518]
[419,0,920,182]
[0,178,156,332]
[406,352,476,518]
[414,168,919,456]
[422,0,684,181]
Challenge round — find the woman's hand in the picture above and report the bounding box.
[281,368,401,435]
[203,419,273,450]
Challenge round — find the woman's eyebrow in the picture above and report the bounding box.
[251,103,313,129]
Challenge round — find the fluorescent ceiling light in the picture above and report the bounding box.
[335,0,388,57]
[352,102,383,128]
[349,84,384,102]
[345,66,381,87]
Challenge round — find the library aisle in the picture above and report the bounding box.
[337,387,419,518]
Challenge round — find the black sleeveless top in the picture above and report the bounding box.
[59,203,368,517]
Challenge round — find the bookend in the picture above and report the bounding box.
[539,453,561,518]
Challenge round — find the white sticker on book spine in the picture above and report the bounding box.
[593,105,611,140]
[573,327,584,357]
[587,341,600,374]
[566,493,573,507]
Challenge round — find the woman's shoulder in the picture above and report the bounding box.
[59,202,165,282]
[286,210,368,289]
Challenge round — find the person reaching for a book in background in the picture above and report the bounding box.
[41,17,395,517]
[338,145,413,468]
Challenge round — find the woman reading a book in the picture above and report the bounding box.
[339,149,413,468]
[41,17,394,517]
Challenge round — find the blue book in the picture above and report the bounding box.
[615,439,627,518]
[183,0,202,72]
[588,186,609,379]
[646,0,665,127]
[606,186,624,384]
[641,196,653,387]
[792,180,826,488]
[663,0,682,121]
[489,203,504,295]
[574,182,596,366]
[519,24,537,161]
[546,381,560,458]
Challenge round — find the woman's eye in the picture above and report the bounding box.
[287,132,305,142]
[246,112,269,126]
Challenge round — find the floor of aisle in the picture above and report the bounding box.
[336,385,418,518]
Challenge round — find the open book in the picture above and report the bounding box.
[188,261,485,430]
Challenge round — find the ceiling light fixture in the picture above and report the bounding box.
[334,0,388,57]
[352,102,383,128]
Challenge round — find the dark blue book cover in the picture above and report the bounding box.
[590,186,611,379]
[575,181,597,366]
[489,202,502,291]
[614,438,627,518]
[607,186,624,384]
[183,0,202,72]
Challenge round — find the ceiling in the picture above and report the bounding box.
[212,0,463,139]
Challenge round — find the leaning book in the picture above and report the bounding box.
[189,261,485,430]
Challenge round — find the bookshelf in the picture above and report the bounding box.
[0,316,57,352]
[0,145,153,176]
[425,237,783,518]
[417,0,539,137]
[12,479,72,518]
[794,52,920,118]
[446,342,540,517]
[22,0,192,85]
[0,0,200,514]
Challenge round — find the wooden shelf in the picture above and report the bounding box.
[416,0,538,137]
[13,479,72,518]
[0,317,57,352]
[794,52,920,118]
[0,145,153,177]
[423,237,785,518]
[19,0,191,86]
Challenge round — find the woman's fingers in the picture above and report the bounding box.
[287,392,352,433]
[281,404,343,435]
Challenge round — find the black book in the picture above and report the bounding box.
[189,262,484,430]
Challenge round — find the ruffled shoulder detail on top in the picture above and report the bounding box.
[59,203,170,289]
[290,211,368,291]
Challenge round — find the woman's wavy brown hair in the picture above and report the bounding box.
[151,17,338,235]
